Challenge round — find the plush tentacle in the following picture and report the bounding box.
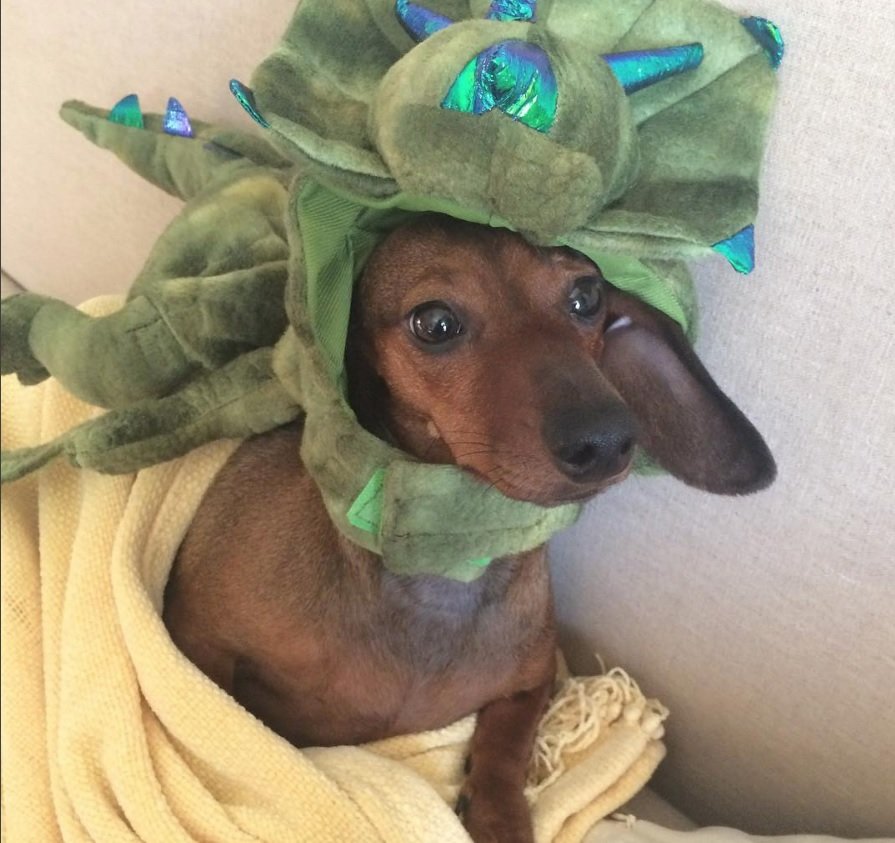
[59,101,292,201]
[0,293,53,385]
[0,262,288,409]
[0,346,301,483]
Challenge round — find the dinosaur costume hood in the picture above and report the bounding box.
[0,0,783,580]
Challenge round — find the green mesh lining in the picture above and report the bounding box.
[296,180,695,380]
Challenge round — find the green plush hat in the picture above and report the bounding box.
[0,0,783,580]
[253,0,780,252]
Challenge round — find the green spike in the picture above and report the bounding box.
[108,93,144,129]
[229,79,270,128]
[741,17,784,69]
[602,44,704,95]
[713,225,755,274]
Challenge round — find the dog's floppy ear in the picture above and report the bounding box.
[599,286,776,495]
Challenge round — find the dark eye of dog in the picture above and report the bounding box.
[409,301,464,344]
[568,277,604,321]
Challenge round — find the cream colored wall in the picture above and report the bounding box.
[0,0,295,303]
[2,0,893,837]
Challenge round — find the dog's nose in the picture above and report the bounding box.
[544,405,636,482]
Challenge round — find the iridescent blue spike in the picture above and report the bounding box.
[395,0,453,42]
[741,17,784,69]
[229,79,270,128]
[108,93,144,129]
[713,225,755,274]
[442,40,557,133]
[487,0,537,22]
[163,97,194,138]
[602,43,704,95]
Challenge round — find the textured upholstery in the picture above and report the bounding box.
[1,0,893,838]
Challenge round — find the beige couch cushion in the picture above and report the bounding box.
[1,0,893,838]
[583,819,886,843]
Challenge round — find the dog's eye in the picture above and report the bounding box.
[568,277,603,321]
[409,301,464,345]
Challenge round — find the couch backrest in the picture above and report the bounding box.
[2,0,892,836]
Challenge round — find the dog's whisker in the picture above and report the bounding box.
[451,446,516,458]
[478,466,510,496]
[452,449,509,464]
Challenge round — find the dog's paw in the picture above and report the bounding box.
[456,773,534,843]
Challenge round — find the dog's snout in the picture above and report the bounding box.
[544,405,636,483]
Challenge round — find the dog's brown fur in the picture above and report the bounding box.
[164,217,775,842]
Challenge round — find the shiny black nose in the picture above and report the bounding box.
[544,405,636,482]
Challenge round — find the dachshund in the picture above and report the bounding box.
[163,215,775,842]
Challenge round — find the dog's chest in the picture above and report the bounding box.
[239,551,554,746]
[372,558,554,724]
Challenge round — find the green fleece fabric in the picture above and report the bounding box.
[254,0,778,248]
[0,0,781,580]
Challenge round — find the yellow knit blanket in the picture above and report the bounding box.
[1,296,667,843]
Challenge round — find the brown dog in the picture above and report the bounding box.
[163,215,775,842]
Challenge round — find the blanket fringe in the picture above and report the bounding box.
[526,664,668,799]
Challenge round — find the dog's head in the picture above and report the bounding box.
[348,215,775,507]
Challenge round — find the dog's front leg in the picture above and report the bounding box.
[457,679,552,843]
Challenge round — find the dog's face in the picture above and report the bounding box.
[349,215,775,506]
